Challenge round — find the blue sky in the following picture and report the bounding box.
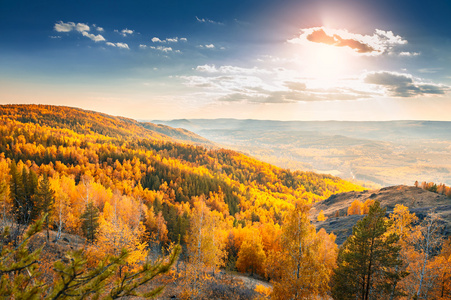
[1,0,451,120]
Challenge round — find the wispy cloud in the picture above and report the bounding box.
[53,21,133,49]
[54,21,90,33]
[195,16,224,25]
[364,71,449,97]
[82,31,106,42]
[93,25,104,32]
[106,42,130,49]
[198,44,215,49]
[152,36,186,43]
[115,28,134,37]
[289,27,407,56]
[150,46,175,53]
[196,64,271,75]
[181,63,449,104]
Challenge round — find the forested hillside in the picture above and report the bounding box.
[1,105,449,299]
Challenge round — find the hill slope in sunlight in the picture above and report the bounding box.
[0,104,364,233]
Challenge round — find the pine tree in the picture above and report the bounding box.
[34,174,55,241]
[0,217,181,299]
[331,201,406,300]
[81,201,100,243]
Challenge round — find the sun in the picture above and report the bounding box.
[304,43,350,87]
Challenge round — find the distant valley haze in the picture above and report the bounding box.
[152,118,451,187]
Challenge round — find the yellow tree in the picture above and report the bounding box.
[94,195,148,270]
[317,210,327,221]
[386,204,418,299]
[347,199,362,216]
[236,227,266,276]
[399,213,444,299]
[272,202,335,299]
[184,197,227,296]
[0,157,11,226]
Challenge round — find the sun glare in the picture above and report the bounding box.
[304,43,349,87]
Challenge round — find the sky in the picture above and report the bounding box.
[1,0,451,121]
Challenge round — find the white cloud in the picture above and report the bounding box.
[139,44,147,49]
[96,26,104,32]
[181,62,449,104]
[49,36,61,39]
[399,51,420,56]
[288,27,408,56]
[75,23,90,32]
[150,46,173,52]
[54,21,90,33]
[195,64,272,75]
[152,37,185,43]
[196,16,224,25]
[54,21,76,32]
[205,44,215,49]
[152,37,164,43]
[116,42,129,49]
[82,31,106,42]
[106,42,130,49]
[121,28,134,36]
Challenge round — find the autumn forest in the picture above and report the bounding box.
[1,105,450,299]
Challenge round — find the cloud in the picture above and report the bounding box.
[76,23,90,32]
[139,44,147,49]
[54,21,90,33]
[418,68,442,74]
[399,52,420,56]
[114,29,134,36]
[364,71,448,97]
[199,44,215,49]
[285,81,307,91]
[54,21,107,43]
[150,46,173,53]
[196,16,224,25]
[54,21,75,32]
[152,37,185,43]
[82,31,106,42]
[195,64,271,75]
[117,28,133,37]
[289,27,407,56]
[106,42,130,49]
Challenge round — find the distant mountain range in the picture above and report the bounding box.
[151,119,451,186]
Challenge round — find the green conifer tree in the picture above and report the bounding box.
[81,201,100,243]
[0,217,181,299]
[331,201,406,300]
[34,174,55,241]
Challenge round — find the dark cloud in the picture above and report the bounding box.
[306,28,376,54]
[365,72,448,97]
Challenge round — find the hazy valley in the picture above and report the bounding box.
[153,119,451,187]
